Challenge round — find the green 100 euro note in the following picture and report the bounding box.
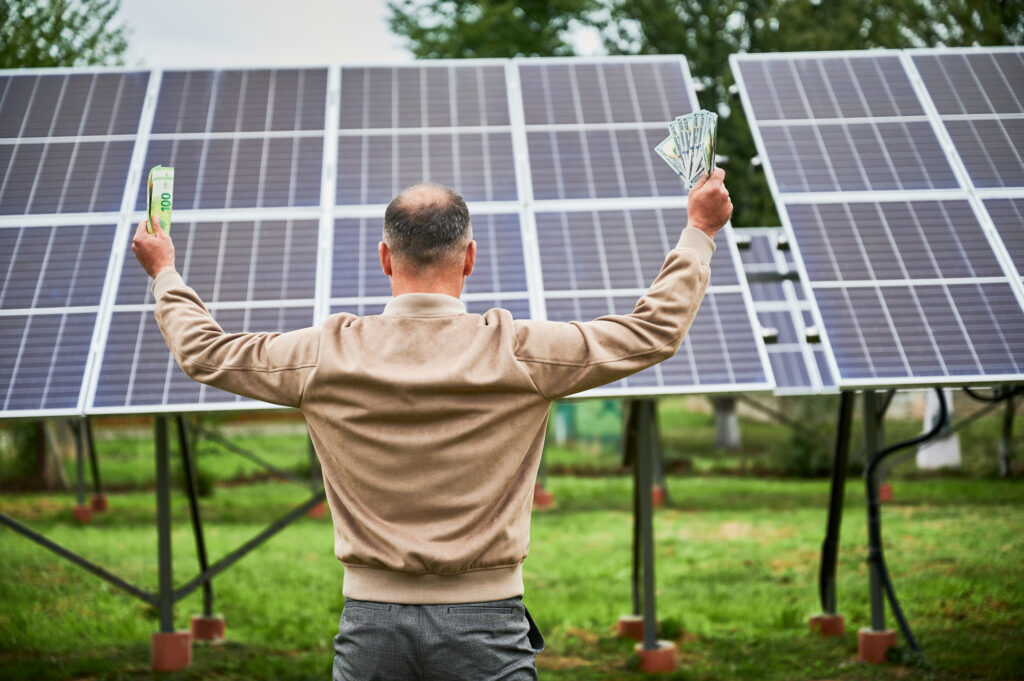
[147,165,174,234]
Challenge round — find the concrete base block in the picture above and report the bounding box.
[533,483,555,510]
[306,501,327,519]
[651,485,666,508]
[635,640,676,673]
[90,494,109,512]
[878,482,894,503]
[71,504,92,523]
[858,628,897,664]
[190,615,226,641]
[151,631,192,671]
[616,614,644,640]
[809,613,845,637]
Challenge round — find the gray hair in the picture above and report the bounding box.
[383,183,472,269]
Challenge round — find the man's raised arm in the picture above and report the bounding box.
[132,218,320,408]
[513,169,733,400]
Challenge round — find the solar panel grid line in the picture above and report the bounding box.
[504,61,548,321]
[315,65,342,325]
[80,69,163,414]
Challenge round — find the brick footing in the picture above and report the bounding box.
[858,628,897,664]
[878,483,894,503]
[151,631,192,671]
[616,614,644,640]
[635,640,677,673]
[190,615,226,641]
[306,501,327,518]
[533,484,555,510]
[651,486,666,508]
[809,613,845,637]
[90,494,109,512]
[72,505,92,523]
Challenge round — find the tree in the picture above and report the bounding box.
[0,0,128,69]
[388,0,597,58]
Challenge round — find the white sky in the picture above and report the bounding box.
[119,0,413,67]
[118,0,604,68]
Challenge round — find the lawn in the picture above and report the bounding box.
[2,472,1022,680]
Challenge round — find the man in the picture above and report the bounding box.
[132,170,732,680]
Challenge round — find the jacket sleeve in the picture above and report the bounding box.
[513,227,714,400]
[152,271,320,408]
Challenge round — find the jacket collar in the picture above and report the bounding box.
[383,293,467,317]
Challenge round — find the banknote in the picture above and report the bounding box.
[656,110,718,190]
[147,165,174,234]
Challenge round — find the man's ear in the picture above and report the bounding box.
[379,241,393,276]
[463,240,476,277]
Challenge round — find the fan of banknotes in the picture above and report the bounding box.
[655,110,718,190]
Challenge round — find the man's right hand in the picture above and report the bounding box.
[686,167,733,239]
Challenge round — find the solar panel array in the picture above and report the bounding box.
[738,227,834,394]
[732,48,1024,389]
[0,58,773,418]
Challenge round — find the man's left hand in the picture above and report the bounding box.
[132,216,176,278]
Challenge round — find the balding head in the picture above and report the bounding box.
[383,183,472,270]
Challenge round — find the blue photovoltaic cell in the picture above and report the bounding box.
[984,198,1024,277]
[0,224,116,309]
[786,200,1003,283]
[135,136,323,210]
[0,72,149,138]
[332,214,526,300]
[115,219,318,306]
[735,55,923,121]
[152,69,328,134]
[336,132,517,205]
[528,128,684,200]
[0,140,135,214]
[912,51,1024,116]
[93,306,314,409]
[535,208,737,291]
[816,283,1024,380]
[757,122,957,193]
[944,119,1024,188]
[0,312,97,411]
[519,61,693,126]
[339,65,509,129]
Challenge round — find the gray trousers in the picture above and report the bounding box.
[332,596,545,681]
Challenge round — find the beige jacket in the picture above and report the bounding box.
[152,227,714,604]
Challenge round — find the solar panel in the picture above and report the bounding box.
[0,68,148,417]
[738,228,834,394]
[0,57,775,418]
[732,48,1024,388]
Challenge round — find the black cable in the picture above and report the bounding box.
[864,387,948,660]
[962,384,1024,403]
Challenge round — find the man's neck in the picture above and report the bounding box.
[389,277,464,299]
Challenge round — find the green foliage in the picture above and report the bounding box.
[2,476,1023,679]
[0,0,128,69]
[388,0,599,58]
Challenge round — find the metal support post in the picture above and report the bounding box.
[999,395,1015,478]
[636,399,658,651]
[155,416,174,633]
[176,415,213,617]
[863,391,886,632]
[74,420,87,507]
[627,401,641,617]
[84,417,102,497]
[818,390,854,615]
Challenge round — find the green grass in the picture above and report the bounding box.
[2,475,1022,680]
